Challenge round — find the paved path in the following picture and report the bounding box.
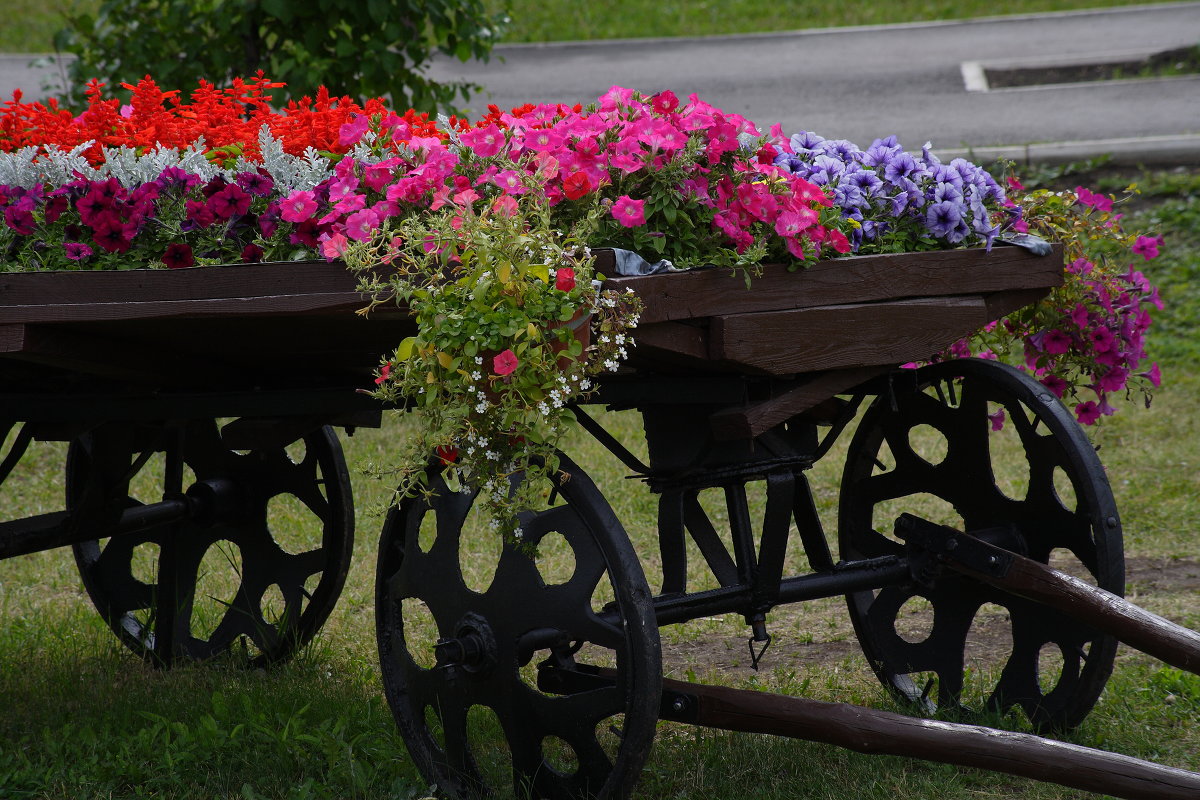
[3,3,1198,163]
[426,2,1200,163]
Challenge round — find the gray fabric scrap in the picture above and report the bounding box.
[609,248,680,276]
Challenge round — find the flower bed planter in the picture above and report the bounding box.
[0,243,1060,399]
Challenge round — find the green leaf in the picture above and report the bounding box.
[397,337,416,361]
[260,0,292,22]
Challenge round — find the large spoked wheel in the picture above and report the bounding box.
[376,452,661,800]
[839,359,1123,731]
[69,419,354,667]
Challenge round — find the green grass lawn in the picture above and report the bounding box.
[1,163,1199,799]
[0,0,1159,53]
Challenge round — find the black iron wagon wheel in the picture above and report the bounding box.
[69,419,354,667]
[839,358,1124,731]
[375,451,662,800]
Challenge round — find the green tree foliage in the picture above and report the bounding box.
[54,0,508,110]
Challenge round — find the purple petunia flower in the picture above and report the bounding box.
[925,200,966,241]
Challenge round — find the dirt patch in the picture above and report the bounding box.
[659,557,1200,681]
[986,45,1200,89]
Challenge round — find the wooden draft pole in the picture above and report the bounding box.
[658,678,1200,800]
[895,515,1200,676]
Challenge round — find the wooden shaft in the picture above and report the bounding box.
[668,678,1200,800]
[950,546,1200,675]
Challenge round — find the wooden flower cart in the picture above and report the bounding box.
[2,246,1198,799]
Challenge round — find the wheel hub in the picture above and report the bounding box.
[433,612,497,676]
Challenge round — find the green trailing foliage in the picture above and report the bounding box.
[53,0,509,110]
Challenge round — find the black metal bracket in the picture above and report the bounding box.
[894,514,1018,588]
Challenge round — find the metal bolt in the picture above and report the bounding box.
[1106,516,1118,529]
[671,698,686,713]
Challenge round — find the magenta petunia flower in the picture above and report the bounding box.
[208,184,252,220]
[64,242,92,261]
[1040,374,1069,398]
[162,243,194,269]
[493,349,519,376]
[1096,366,1128,393]
[280,190,318,224]
[1042,328,1073,355]
[611,195,646,227]
[1132,235,1160,260]
[241,243,264,263]
[1075,400,1101,425]
[1138,362,1162,388]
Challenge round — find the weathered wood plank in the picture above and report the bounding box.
[0,260,359,305]
[708,366,887,440]
[604,245,1064,325]
[0,292,374,324]
[710,296,992,375]
[629,321,710,362]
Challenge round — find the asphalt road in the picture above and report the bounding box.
[426,2,1200,163]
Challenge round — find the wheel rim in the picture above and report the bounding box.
[839,359,1123,730]
[376,452,661,800]
[70,420,354,666]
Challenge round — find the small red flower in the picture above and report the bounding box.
[435,445,458,465]
[562,171,592,201]
[555,267,576,292]
[374,362,391,385]
[493,349,519,376]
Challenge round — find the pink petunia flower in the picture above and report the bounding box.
[321,231,349,260]
[493,349,519,376]
[460,124,505,158]
[280,190,318,223]
[338,114,370,147]
[611,195,646,227]
[344,208,381,242]
[491,195,519,218]
[493,170,527,196]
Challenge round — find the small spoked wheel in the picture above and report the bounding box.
[839,359,1123,731]
[69,419,354,667]
[375,452,661,800]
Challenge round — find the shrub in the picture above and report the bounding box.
[53,0,508,110]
